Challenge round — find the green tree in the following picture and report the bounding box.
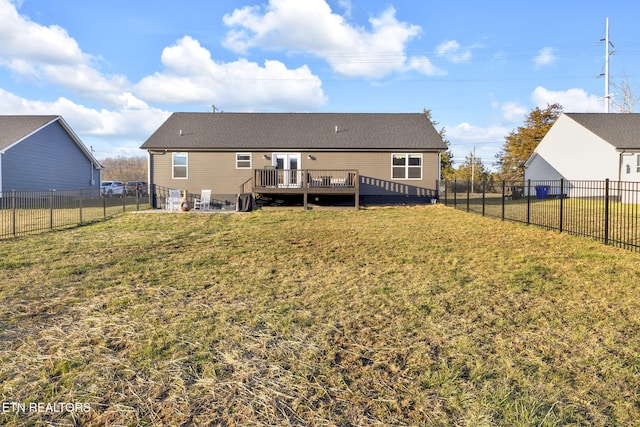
[496,103,563,181]
[453,150,489,182]
[424,108,455,179]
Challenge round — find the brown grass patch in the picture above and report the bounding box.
[1,206,640,425]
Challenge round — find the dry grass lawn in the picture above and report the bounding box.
[1,205,640,426]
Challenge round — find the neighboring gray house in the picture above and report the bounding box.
[141,112,447,208]
[0,115,103,192]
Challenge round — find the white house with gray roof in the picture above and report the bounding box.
[141,112,447,208]
[524,113,640,184]
[0,115,103,193]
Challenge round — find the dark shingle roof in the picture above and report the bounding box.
[567,113,640,149]
[0,115,103,168]
[0,115,58,151]
[141,112,446,151]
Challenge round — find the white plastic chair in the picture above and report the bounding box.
[193,189,211,210]
[165,189,181,211]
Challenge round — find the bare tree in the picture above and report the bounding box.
[612,73,640,113]
[100,156,147,182]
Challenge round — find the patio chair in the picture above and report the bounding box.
[193,189,212,210]
[165,189,181,211]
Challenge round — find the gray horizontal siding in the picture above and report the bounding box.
[2,121,100,191]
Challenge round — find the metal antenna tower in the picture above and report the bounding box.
[601,17,615,113]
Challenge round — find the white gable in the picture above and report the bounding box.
[524,114,636,182]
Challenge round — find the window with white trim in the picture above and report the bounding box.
[637,154,640,173]
[236,153,252,169]
[392,153,422,180]
[172,152,188,179]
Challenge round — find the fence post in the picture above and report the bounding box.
[466,179,470,212]
[444,179,449,206]
[482,179,486,216]
[604,178,610,245]
[527,180,531,225]
[11,190,16,237]
[79,189,82,224]
[150,183,156,209]
[559,179,564,233]
[103,192,107,219]
[501,180,505,221]
[49,189,54,230]
[453,179,457,209]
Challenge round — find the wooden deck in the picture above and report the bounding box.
[248,169,359,210]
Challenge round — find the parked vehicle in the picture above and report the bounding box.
[126,181,148,197]
[100,181,126,197]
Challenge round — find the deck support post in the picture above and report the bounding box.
[354,171,360,211]
[252,168,359,210]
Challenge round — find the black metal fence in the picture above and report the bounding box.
[150,185,235,211]
[442,179,640,252]
[0,188,151,239]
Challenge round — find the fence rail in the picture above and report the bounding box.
[253,169,358,191]
[442,179,640,252]
[150,185,235,211]
[0,188,150,239]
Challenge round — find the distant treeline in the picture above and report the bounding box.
[100,156,147,182]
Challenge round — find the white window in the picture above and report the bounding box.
[637,154,640,173]
[172,152,188,179]
[236,153,252,169]
[392,153,422,180]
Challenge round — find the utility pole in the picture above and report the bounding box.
[601,17,614,113]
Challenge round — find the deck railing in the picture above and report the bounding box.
[253,169,358,190]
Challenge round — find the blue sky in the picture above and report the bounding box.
[0,0,637,168]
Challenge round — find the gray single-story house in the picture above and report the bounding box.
[0,115,103,192]
[140,112,447,209]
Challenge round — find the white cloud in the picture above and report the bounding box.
[408,56,447,76]
[446,121,511,170]
[222,0,435,78]
[335,0,352,17]
[533,47,556,67]
[436,40,472,63]
[0,87,169,155]
[0,0,173,155]
[531,86,603,112]
[134,36,326,110]
[0,1,327,113]
[0,0,83,66]
[491,100,528,123]
[448,122,509,143]
[0,0,132,107]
